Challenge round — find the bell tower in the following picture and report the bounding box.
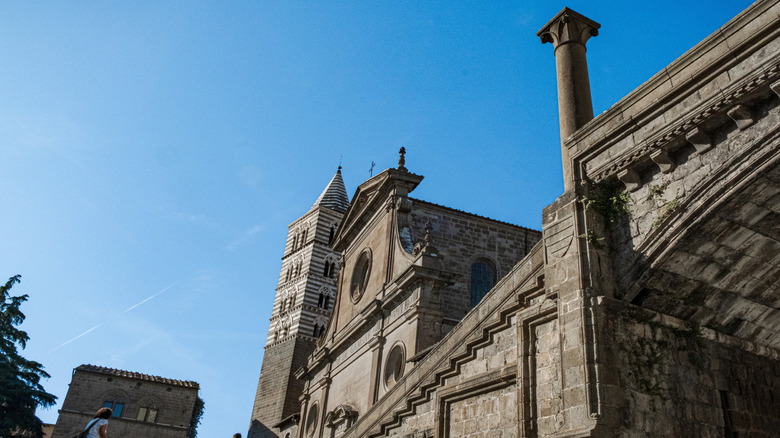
[249,168,350,438]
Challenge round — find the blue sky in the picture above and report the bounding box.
[0,1,754,436]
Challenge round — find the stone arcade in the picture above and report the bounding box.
[251,1,780,437]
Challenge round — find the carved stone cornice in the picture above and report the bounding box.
[586,58,780,184]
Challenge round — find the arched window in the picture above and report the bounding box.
[323,261,331,277]
[101,391,129,418]
[470,260,496,307]
[136,400,159,423]
[103,400,124,417]
[292,234,298,251]
[329,225,336,244]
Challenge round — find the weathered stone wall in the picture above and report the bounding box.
[52,367,198,438]
[596,299,780,437]
[336,245,544,438]
[408,199,541,320]
[250,337,316,438]
[446,386,517,438]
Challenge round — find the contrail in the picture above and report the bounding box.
[48,281,180,353]
[49,323,104,353]
[122,281,179,313]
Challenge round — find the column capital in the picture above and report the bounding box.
[537,7,600,49]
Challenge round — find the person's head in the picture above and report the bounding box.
[96,407,113,419]
[233,434,242,438]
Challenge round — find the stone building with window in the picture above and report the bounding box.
[51,365,201,438]
[251,1,780,437]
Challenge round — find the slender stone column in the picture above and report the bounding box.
[538,8,600,191]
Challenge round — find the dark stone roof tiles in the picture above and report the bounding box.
[313,168,350,213]
[76,364,200,389]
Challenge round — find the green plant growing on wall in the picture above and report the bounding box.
[578,229,605,249]
[187,396,205,438]
[583,184,632,223]
[646,182,669,200]
[650,199,680,230]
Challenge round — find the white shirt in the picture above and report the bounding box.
[84,418,108,438]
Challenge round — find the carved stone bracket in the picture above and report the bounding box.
[618,168,641,192]
[771,79,780,98]
[727,104,755,130]
[587,59,780,184]
[685,127,713,155]
[650,149,675,173]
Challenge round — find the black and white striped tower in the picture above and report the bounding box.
[249,168,349,438]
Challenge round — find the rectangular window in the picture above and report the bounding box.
[147,409,158,423]
[103,402,113,409]
[137,407,147,421]
[113,403,123,417]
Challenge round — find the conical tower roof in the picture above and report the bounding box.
[313,167,350,213]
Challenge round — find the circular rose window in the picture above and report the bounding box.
[350,249,372,302]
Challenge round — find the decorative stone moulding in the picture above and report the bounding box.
[650,149,675,173]
[727,104,756,130]
[685,127,713,155]
[618,168,641,192]
[586,58,780,185]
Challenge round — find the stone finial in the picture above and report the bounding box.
[398,147,407,172]
[537,8,600,49]
[538,8,600,192]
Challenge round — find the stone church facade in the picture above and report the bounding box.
[251,1,780,437]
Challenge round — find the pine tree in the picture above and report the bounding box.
[0,275,56,438]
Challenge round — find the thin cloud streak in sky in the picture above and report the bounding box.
[122,281,179,313]
[48,323,104,353]
[48,281,180,353]
[224,224,264,252]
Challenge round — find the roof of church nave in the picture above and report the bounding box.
[409,197,540,232]
[312,166,350,214]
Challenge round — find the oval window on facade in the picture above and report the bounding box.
[350,249,372,302]
[306,402,319,437]
[384,343,406,389]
